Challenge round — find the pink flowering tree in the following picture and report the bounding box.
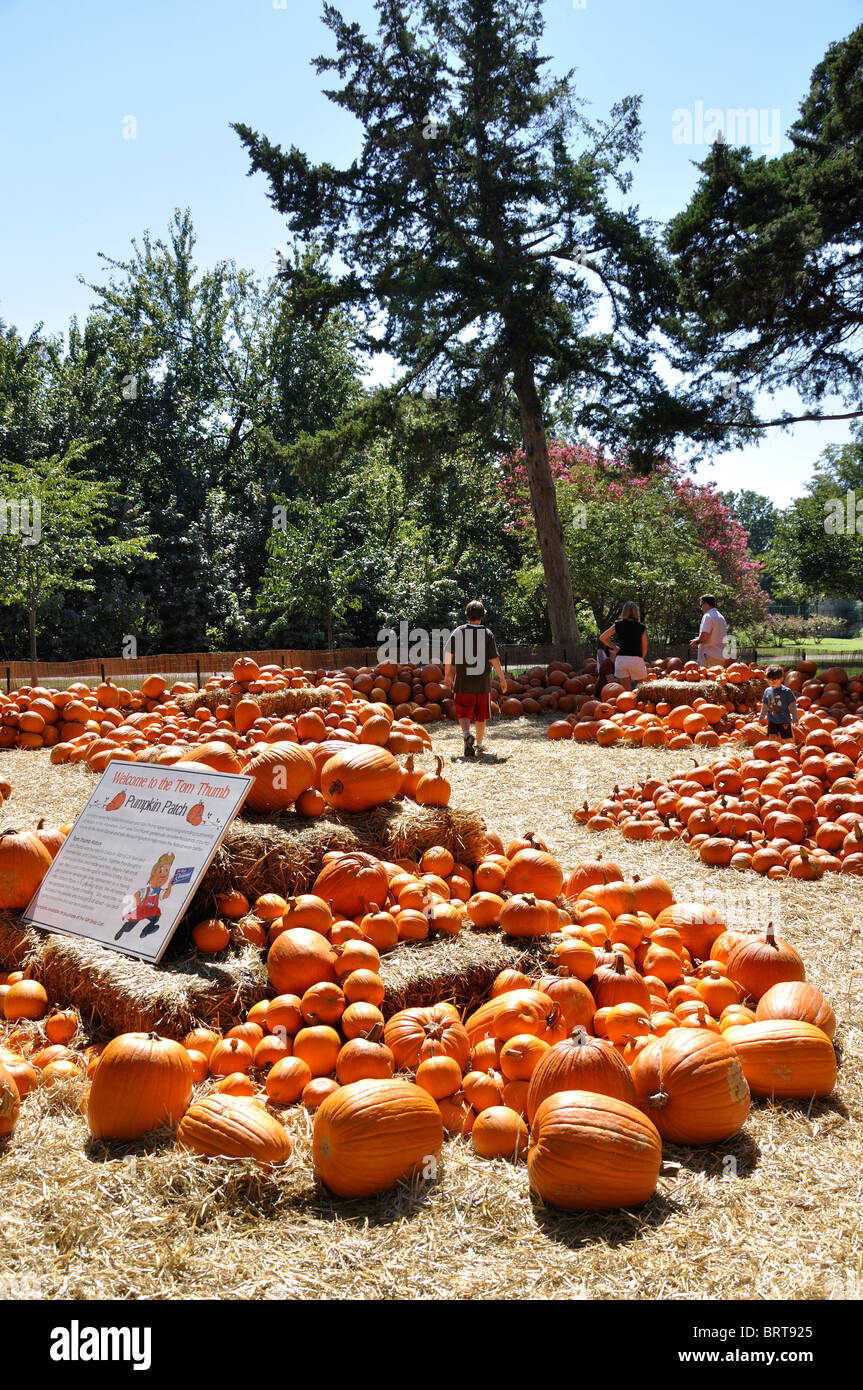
[499,443,769,644]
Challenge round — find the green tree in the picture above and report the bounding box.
[765,427,863,601]
[721,490,777,556]
[234,0,679,649]
[667,25,863,434]
[0,447,152,660]
[259,497,362,649]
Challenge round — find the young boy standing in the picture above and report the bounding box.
[443,601,509,758]
[759,664,798,740]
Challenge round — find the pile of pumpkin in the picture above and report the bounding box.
[577,707,863,879]
[1,843,838,1211]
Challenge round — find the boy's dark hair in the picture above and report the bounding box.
[700,594,716,607]
[765,664,785,680]
[465,600,486,622]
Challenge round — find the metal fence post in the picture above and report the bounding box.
[195,659,201,690]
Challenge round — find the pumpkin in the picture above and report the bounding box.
[526,1026,636,1124]
[0,828,52,910]
[498,1033,550,1081]
[313,853,390,916]
[471,1106,529,1159]
[265,1056,313,1105]
[725,923,806,1002]
[499,893,557,938]
[589,952,651,1013]
[755,981,836,1040]
[505,849,564,899]
[336,1034,395,1084]
[44,1008,80,1044]
[302,1077,341,1110]
[208,1037,255,1077]
[630,1030,751,1144]
[527,1090,662,1211]
[415,1055,463,1100]
[178,1094,292,1167]
[465,988,555,1046]
[384,1005,471,1071]
[722,1020,836,1098]
[414,756,452,807]
[313,1079,444,1198]
[87,1032,194,1140]
[293,1025,341,1077]
[3,979,49,1021]
[320,746,403,812]
[0,1048,40,1098]
[267,927,337,996]
[244,742,317,813]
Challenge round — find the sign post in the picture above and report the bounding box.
[22,761,253,965]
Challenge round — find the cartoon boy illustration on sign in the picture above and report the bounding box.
[115,852,175,942]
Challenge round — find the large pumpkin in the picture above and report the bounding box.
[267,927,337,996]
[725,924,805,1002]
[526,1026,635,1124]
[0,828,53,910]
[177,741,244,775]
[244,742,316,813]
[722,1020,836,1098]
[755,981,836,1040]
[630,1030,750,1144]
[313,1079,444,1197]
[313,853,390,916]
[178,1094,292,1167]
[87,1032,194,1140]
[320,746,403,812]
[527,1090,662,1211]
[504,849,563,899]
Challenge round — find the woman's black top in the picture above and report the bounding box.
[612,619,646,657]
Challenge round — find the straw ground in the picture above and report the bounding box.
[0,721,861,1301]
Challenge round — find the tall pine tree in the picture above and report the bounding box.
[234,0,676,648]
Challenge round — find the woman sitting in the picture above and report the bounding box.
[599,602,648,691]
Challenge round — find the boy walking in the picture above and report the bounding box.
[443,601,509,758]
[759,665,798,740]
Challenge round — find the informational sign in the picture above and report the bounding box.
[22,761,253,964]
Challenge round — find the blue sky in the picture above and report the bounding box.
[1,0,859,504]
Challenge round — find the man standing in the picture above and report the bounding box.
[689,594,728,667]
[443,601,508,758]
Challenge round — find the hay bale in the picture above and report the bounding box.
[0,915,44,973]
[380,932,551,1015]
[202,803,490,906]
[175,686,336,717]
[639,677,766,709]
[35,932,268,1038]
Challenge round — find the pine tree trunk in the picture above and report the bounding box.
[511,357,580,649]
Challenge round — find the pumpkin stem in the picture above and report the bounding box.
[569,1025,591,1046]
[613,953,627,974]
[647,1088,669,1110]
[765,922,776,948]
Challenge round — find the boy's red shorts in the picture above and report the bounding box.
[455,692,490,721]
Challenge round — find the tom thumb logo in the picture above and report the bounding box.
[50,1321,152,1371]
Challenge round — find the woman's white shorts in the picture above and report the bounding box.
[614,655,648,682]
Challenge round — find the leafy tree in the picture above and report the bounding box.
[259,497,363,649]
[764,426,863,601]
[721,490,777,556]
[667,25,863,434]
[502,443,768,644]
[0,447,152,660]
[234,0,680,648]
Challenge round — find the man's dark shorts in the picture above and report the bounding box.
[767,719,794,741]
